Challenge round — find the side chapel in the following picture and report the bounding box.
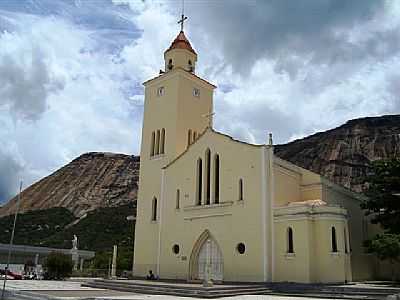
[133,19,376,283]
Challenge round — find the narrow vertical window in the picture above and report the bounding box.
[193,87,200,97]
[176,189,180,209]
[196,158,202,205]
[188,130,192,147]
[160,128,165,154]
[205,149,211,205]
[331,226,338,252]
[188,59,193,72]
[287,227,294,253]
[155,130,160,155]
[150,131,155,157]
[157,86,165,96]
[239,179,243,201]
[214,154,220,204]
[344,228,348,254]
[152,197,158,221]
[193,131,197,142]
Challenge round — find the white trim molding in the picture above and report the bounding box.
[184,213,232,221]
[183,201,233,211]
[260,146,268,282]
[156,169,166,276]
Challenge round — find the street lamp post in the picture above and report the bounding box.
[1,181,23,300]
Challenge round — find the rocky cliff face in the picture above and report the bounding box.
[0,152,139,217]
[1,115,398,217]
[275,114,400,192]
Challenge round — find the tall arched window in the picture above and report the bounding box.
[331,226,338,252]
[188,130,192,147]
[150,131,155,156]
[155,130,160,155]
[151,197,158,221]
[205,149,211,205]
[196,158,203,205]
[160,128,165,154]
[214,154,220,204]
[344,228,348,254]
[287,227,294,253]
[176,189,180,209]
[238,178,243,201]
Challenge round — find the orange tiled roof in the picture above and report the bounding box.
[165,31,197,55]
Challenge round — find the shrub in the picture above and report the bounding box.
[44,252,73,280]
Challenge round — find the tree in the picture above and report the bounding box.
[361,158,400,281]
[364,234,400,281]
[44,252,73,280]
[361,158,400,233]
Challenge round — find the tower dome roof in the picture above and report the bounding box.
[165,31,197,55]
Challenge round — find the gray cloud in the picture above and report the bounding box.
[214,95,302,144]
[387,74,400,111]
[0,47,64,121]
[0,150,22,203]
[184,0,389,76]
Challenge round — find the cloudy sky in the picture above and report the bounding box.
[0,0,399,203]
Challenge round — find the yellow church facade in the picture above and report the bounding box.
[133,29,376,283]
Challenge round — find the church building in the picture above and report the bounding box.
[133,21,376,283]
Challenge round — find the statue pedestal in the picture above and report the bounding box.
[70,249,79,271]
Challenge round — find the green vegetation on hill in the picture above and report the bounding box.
[0,204,135,271]
[41,204,135,251]
[0,207,75,246]
[0,204,135,251]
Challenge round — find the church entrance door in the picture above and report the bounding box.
[198,238,223,281]
[189,230,223,281]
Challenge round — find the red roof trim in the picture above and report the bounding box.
[165,31,197,55]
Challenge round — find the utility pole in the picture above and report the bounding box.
[1,181,23,300]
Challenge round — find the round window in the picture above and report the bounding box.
[172,244,180,255]
[237,243,246,254]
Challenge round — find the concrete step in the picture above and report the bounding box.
[93,279,267,291]
[270,283,400,295]
[83,280,399,300]
[83,280,271,298]
[272,288,395,299]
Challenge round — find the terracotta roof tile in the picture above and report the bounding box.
[165,31,197,55]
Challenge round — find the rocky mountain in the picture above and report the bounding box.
[0,152,139,217]
[275,114,400,192]
[0,114,398,217]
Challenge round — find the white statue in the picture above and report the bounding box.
[72,235,78,250]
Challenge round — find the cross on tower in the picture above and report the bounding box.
[202,109,215,128]
[178,13,188,32]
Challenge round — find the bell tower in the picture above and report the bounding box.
[164,31,197,73]
[140,26,215,164]
[133,15,216,276]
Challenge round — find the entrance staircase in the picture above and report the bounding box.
[83,279,400,299]
[82,279,271,298]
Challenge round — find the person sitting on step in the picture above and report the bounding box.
[146,270,155,280]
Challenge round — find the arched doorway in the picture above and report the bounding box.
[189,230,223,281]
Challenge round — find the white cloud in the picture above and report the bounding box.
[0,13,141,201]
